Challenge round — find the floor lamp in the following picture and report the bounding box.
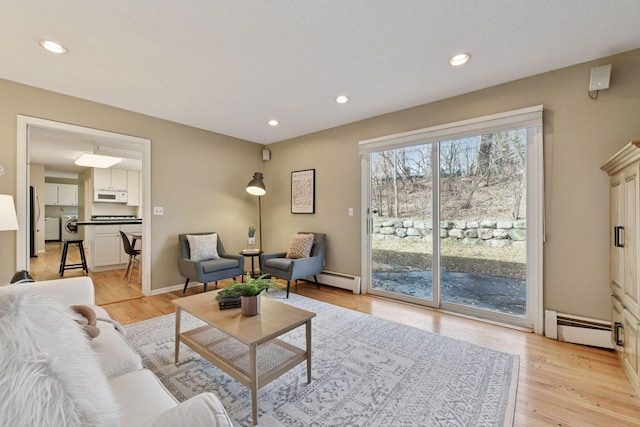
[0,194,19,232]
[246,172,266,252]
[0,195,20,275]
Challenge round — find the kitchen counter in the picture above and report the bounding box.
[76,220,142,225]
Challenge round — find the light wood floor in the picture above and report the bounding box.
[30,241,144,306]
[29,244,640,426]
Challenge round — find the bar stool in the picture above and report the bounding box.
[59,239,88,276]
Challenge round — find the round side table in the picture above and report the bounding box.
[239,251,263,281]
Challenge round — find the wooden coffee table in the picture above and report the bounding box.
[172,291,316,426]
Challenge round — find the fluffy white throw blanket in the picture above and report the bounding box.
[0,289,120,426]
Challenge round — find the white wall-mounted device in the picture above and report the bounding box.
[589,64,612,91]
[262,149,271,161]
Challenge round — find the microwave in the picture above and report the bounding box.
[94,188,128,203]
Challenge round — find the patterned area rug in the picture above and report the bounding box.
[125,291,519,426]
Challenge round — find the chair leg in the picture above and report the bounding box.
[59,241,70,276]
[127,256,135,283]
[123,257,132,279]
[204,283,208,292]
[314,275,320,290]
[286,280,290,298]
[78,242,88,274]
[214,281,218,289]
[182,278,190,293]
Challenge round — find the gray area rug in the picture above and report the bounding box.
[125,291,519,426]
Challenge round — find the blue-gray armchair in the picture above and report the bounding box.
[178,232,244,293]
[260,232,326,298]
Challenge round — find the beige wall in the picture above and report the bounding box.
[265,48,640,320]
[0,79,265,290]
[3,49,640,319]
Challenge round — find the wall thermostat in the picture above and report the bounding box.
[0,163,6,176]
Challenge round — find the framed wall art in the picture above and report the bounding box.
[291,169,315,214]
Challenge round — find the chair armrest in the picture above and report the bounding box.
[13,276,96,306]
[261,252,287,264]
[290,256,324,278]
[143,393,233,427]
[219,252,243,262]
[178,258,201,278]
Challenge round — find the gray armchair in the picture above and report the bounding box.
[260,232,326,298]
[178,232,244,293]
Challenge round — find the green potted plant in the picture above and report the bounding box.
[247,226,256,246]
[216,275,278,316]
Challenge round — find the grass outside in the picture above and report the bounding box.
[372,238,526,280]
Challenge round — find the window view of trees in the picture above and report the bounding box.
[371,130,526,222]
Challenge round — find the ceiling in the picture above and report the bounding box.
[2,1,640,145]
[29,126,143,175]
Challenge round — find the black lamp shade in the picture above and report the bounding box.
[246,172,266,196]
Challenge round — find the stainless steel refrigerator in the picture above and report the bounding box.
[29,185,41,258]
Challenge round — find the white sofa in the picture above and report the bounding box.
[0,276,233,426]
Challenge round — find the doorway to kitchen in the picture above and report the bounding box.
[360,106,544,331]
[15,115,152,298]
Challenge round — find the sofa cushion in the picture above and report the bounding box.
[92,320,143,378]
[110,369,178,426]
[201,257,240,274]
[143,393,233,427]
[187,233,220,261]
[286,233,314,259]
[0,291,120,426]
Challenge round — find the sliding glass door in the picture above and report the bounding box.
[438,133,526,318]
[369,144,437,306]
[361,107,542,329]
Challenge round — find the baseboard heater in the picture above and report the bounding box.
[544,310,612,349]
[306,270,361,294]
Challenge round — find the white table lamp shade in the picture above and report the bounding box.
[0,194,19,231]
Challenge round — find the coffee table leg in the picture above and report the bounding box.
[250,343,258,425]
[174,307,181,363]
[306,319,312,383]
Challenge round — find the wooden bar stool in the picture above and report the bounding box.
[59,239,88,276]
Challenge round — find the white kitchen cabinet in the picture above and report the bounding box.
[89,223,142,271]
[90,224,120,269]
[58,184,77,205]
[44,183,77,206]
[127,170,140,206]
[93,232,121,267]
[94,168,128,189]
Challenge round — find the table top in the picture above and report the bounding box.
[240,250,263,256]
[172,291,316,346]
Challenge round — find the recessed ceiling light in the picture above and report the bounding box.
[268,119,279,127]
[39,39,68,54]
[74,153,121,168]
[448,53,471,66]
[335,95,350,104]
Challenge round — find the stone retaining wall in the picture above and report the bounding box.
[373,219,526,247]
